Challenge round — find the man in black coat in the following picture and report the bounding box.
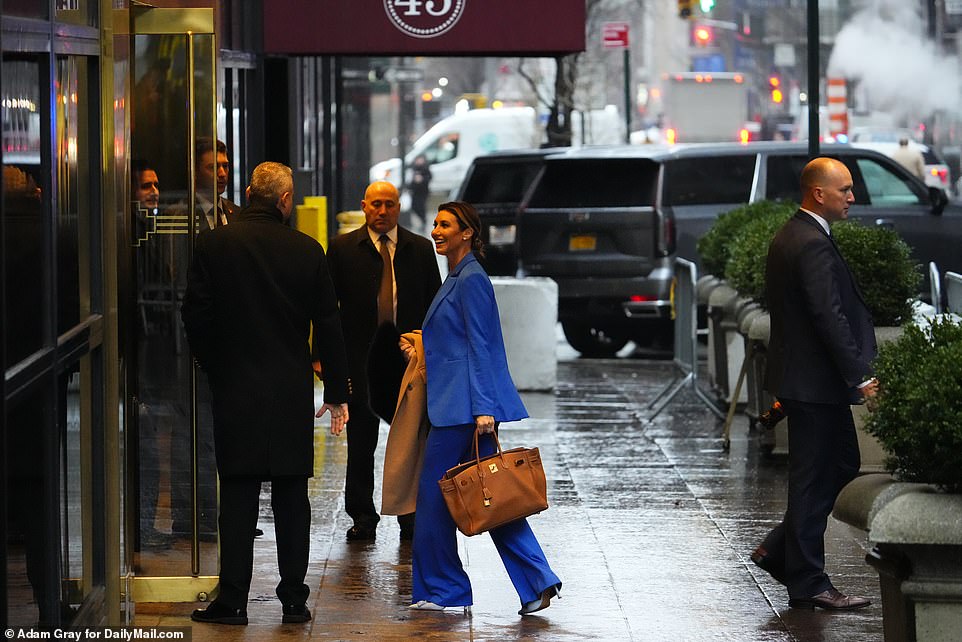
[183,162,350,625]
[327,180,441,541]
[751,157,878,610]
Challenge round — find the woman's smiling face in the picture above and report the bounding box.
[431,209,470,257]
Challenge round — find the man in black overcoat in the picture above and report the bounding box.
[751,157,878,610]
[327,180,441,541]
[183,162,350,625]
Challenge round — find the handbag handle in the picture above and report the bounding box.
[472,428,505,508]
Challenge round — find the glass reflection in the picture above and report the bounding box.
[129,33,219,576]
[56,56,88,335]
[2,59,43,368]
[60,367,85,613]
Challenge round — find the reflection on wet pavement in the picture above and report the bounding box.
[135,351,882,641]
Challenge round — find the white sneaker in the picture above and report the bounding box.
[409,600,446,611]
[408,601,471,614]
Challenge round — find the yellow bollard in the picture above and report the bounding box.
[295,195,328,249]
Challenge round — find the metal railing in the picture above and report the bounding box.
[647,258,725,421]
[946,271,962,316]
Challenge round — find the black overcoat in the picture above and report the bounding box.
[326,224,441,395]
[181,204,349,478]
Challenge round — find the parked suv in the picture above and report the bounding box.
[456,148,568,276]
[518,142,958,356]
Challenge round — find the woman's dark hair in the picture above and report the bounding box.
[438,200,485,258]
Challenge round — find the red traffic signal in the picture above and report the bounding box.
[693,25,713,45]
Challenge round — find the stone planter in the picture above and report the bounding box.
[852,326,905,473]
[706,282,741,403]
[835,474,962,642]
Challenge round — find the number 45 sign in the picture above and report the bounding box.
[384,0,467,38]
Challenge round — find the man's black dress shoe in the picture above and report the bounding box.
[346,524,376,541]
[750,546,787,585]
[789,588,871,610]
[191,601,248,625]
[282,604,312,623]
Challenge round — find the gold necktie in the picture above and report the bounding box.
[377,235,394,324]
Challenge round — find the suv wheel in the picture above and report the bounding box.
[561,321,629,357]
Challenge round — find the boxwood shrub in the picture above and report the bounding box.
[867,318,962,492]
[721,204,921,322]
[724,206,794,307]
[697,201,796,278]
[832,221,921,326]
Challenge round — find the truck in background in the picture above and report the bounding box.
[369,105,624,198]
[657,72,750,143]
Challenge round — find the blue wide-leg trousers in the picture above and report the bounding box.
[411,424,561,607]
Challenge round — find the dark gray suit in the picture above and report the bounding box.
[761,211,877,599]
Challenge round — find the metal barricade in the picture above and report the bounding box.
[945,271,962,315]
[647,258,725,421]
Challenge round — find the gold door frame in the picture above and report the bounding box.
[118,5,219,604]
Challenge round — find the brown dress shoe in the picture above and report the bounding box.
[789,588,871,610]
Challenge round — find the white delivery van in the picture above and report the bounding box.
[370,106,539,196]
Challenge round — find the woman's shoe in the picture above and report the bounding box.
[519,583,561,616]
[409,600,446,611]
[409,600,471,614]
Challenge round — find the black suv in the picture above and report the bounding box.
[517,142,958,356]
[456,148,568,276]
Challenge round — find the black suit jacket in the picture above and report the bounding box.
[181,203,349,478]
[326,224,441,390]
[764,211,877,405]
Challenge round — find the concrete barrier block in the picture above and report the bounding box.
[492,277,557,391]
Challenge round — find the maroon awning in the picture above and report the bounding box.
[263,0,586,56]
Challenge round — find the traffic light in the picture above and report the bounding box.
[678,0,693,19]
[768,75,783,104]
[700,0,715,11]
[693,25,714,46]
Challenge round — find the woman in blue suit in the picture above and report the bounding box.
[407,201,562,616]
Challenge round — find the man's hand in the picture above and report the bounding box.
[860,378,879,400]
[316,402,349,435]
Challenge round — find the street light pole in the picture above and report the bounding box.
[623,48,632,143]
[807,0,820,158]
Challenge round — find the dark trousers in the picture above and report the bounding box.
[760,399,860,599]
[344,396,381,527]
[217,476,310,608]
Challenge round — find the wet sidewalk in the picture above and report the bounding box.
[135,347,884,641]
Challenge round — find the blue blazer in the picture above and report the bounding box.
[422,253,528,427]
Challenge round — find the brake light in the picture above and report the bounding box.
[739,128,750,144]
[932,167,948,182]
[630,295,657,302]
[666,128,677,145]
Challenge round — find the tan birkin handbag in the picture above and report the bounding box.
[438,429,548,537]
